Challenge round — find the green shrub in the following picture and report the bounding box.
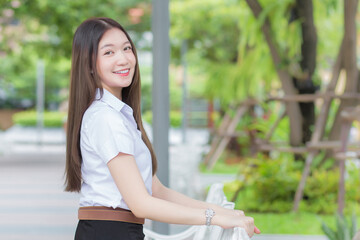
[12,110,66,127]
[346,162,360,202]
[301,163,360,215]
[223,154,360,214]
[301,169,339,214]
[142,110,182,128]
[255,158,300,203]
[223,155,300,213]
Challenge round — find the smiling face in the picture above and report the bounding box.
[96,28,136,99]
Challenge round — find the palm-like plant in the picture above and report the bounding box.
[321,214,357,240]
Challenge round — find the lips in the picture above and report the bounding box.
[114,68,130,77]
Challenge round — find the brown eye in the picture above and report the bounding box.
[104,50,114,55]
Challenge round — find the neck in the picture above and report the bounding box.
[103,87,122,100]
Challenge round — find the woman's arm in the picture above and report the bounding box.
[107,153,256,237]
[152,175,261,234]
[152,175,243,217]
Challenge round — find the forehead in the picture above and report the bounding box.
[99,28,129,47]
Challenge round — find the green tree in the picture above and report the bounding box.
[0,0,151,109]
[170,0,346,149]
[170,0,272,106]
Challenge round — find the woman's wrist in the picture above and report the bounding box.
[205,208,216,226]
[210,213,222,227]
[209,204,241,217]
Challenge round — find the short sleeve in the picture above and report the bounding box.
[86,110,134,163]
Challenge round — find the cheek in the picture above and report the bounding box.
[129,54,136,66]
[96,61,108,75]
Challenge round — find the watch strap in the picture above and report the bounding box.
[205,208,215,226]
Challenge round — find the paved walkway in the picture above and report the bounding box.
[0,161,78,240]
[0,126,327,240]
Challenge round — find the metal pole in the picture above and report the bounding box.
[36,59,45,145]
[152,0,170,234]
[181,40,188,144]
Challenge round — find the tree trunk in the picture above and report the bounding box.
[327,0,359,149]
[245,0,303,147]
[292,0,318,144]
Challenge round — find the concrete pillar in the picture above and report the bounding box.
[151,0,170,234]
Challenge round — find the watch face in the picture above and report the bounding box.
[206,208,215,217]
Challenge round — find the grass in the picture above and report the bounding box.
[249,212,360,235]
[198,156,241,174]
[199,155,360,235]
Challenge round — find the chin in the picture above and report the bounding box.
[123,80,133,88]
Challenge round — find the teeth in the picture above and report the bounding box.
[115,69,129,74]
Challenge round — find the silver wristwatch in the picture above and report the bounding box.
[205,208,215,226]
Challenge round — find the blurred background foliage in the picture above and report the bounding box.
[1,0,359,228]
[222,155,360,215]
[170,0,343,106]
[0,0,345,109]
[0,0,151,109]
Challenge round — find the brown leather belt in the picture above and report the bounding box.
[78,206,145,225]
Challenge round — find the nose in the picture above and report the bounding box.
[115,51,128,66]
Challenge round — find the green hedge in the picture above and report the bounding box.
[12,110,66,127]
[142,110,182,128]
[223,154,360,215]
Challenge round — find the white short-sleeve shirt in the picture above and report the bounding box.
[79,88,153,210]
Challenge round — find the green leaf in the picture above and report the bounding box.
[321,221,337,240]
[335,214,345,240]
[350,213,357,239]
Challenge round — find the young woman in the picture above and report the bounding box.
[65,17,260,240]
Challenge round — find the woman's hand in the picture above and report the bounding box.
[213,214,255,237]
[234,210,261,234]
[219,209,261,236]
[234,210,245,216]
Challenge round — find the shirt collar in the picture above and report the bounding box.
[95,88,133,114]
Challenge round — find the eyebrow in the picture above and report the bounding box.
[100,41,131,50]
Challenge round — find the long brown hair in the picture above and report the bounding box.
[65,17,157,192]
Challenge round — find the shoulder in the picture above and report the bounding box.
[83,101,126,129]
[81,101,136,160]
